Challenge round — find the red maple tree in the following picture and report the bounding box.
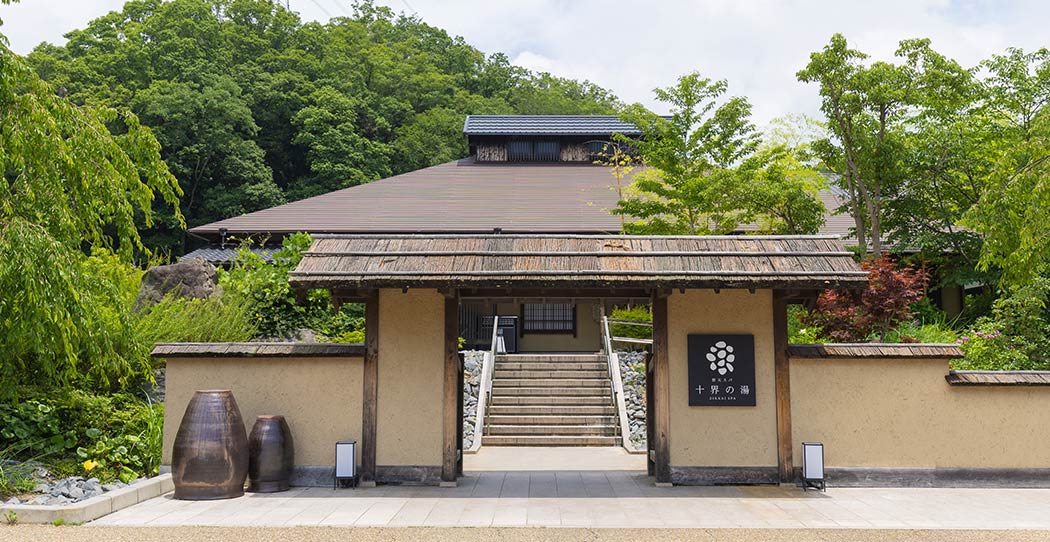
[804,256,927,342]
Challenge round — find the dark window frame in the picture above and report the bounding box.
[520,303,577,336]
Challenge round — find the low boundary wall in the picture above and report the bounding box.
[156,342,365,487]
[790,344,1050,487]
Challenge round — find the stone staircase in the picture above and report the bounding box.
[484,353,621,446]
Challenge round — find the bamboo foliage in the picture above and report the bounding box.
[0,26,182,391]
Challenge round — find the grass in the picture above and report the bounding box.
[0,443,44,499]
[135,293,257,349]
[882,320,960,343]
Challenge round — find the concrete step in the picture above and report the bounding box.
[494,362,607,372]
[491,387,609,397]
[493,370,609,379]
[483,435,621,446]
[491,395,611,406]
[486,414,618,426]
[486,424,619,436]
[487,405,616,416]
[492,378,610,388]
[495,354,605,363]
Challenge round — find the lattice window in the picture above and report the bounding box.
[506,140,562,162]
[534,141,561,161]
[521,303,576,334]
[507,140,532,161]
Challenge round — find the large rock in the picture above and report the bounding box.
[135,258,220,311]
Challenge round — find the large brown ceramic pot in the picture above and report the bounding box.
[171,390,248,500]
[248,415,295,493]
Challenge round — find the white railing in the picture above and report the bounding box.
[466,316,499,453]
[602,315,640,453]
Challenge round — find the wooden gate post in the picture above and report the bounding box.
[361,291,379,486]
[651,291,671,485]
[442,293,460,485]
[773,291,793,483]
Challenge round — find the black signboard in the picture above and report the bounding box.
[688,334,756,406]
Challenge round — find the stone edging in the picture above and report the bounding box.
[151,342,365,358]
[0,474,172,524]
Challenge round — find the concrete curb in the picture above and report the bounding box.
[0,474,173,524]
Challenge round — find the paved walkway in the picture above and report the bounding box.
[463,446,646,471]
[9,526,1050,541]
[9,526,1050,542]
[91,471,1050,530]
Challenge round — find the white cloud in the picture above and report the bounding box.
[3,0,1048,127]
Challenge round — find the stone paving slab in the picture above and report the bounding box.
[4,526,1050,542]
[86,471,1050,530]
[463,446,646,471]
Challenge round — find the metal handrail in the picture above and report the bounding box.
[466,316,499,453]
[602,315,638,453]
[467,316,500,453]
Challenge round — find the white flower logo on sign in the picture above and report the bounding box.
[706,341,735,375]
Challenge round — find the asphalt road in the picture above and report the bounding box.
[3,526,1050,542]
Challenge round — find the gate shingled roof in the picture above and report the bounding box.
[289,234,867,291]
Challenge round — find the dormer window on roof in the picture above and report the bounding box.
[463,115,643,163]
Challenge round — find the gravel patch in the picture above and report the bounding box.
[617,350,648,449]
[0,461,144,506]
[462,350,484,449]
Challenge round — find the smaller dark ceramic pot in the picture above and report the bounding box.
[248,415,294,492]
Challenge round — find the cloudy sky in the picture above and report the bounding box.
[2,0,1048,125]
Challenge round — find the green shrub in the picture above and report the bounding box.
[327,329,365,343]
[609,306,652,340]
[315,303,366,341]
[957,279,1050,370]
[0,389,163,484]
[787,305,823,343]
[0,400,76,458]
[220,234,364,339]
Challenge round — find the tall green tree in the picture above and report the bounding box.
[133,76,283,241]
[798,34,915,254]
[748,116,828,235]
[27,0,620,254]
[614,73,824,235]
[0,5,182,390]
[615,72,762,234]
[963,48,1050,290]
[887,39,988,286]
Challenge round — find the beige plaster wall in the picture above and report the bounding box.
[163,356,363,466]
[667,289,777,468]
[791,357,1050,469]
[376,288,445,467]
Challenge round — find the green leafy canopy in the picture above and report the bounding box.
[0,4,182,391]
[614,73,825,235]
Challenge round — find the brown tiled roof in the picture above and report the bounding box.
[945,371,1050,386]
[788,343,962,359]
[189,160,627,238]
[189,158,855,243]
[289,234,867,290]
